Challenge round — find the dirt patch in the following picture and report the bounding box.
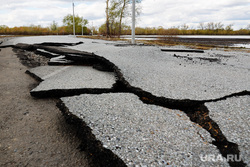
[14,48,50,68]
[0,48,91,167]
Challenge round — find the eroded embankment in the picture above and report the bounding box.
[2,42,248,167]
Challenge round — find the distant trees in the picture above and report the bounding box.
[0,25,9,34]
[114,22,250,36]
[0,20,249,36]
[246,24,250,30]
[196,22,236,35]
[50,21,58,31]
[204,22,224,30]
[63,14,89,35]
[0,25,51,35]
[225,24,234,31]
[0,14,90,36]
[104,0,141,37]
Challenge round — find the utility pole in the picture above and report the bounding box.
[72,2,75,36]
[132,0,135,44]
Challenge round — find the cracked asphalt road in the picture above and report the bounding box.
[1,36,249,166]
[68,39,250,100]
[0,47,91,167]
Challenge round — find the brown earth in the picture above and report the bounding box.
[0,47,91,167]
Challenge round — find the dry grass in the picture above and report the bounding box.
[138,40,218,50]
[224,48,250,53]
[0,35,17,38]
[78,36,219,50]
[76,35,250,52]
[77,35,129,42]
[0,35,34,39]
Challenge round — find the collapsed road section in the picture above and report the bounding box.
[27,66,116,97]
[1,36,249,166]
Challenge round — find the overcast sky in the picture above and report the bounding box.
[0,0,249,30]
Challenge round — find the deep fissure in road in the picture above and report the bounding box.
[3,42,248,167]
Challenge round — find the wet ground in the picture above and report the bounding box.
[121,35,250,48]
[160,37,250,47]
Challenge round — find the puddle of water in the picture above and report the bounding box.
[232,44,250,48]
[121,35,250,40]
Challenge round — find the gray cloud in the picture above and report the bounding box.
[0,0,249,29]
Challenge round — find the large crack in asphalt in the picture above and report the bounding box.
[56,101,127,167]
[3,42,248,167]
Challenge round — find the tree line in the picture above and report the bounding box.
[99,22,250,36]
[0,14,92,36]
[132,23,250,36]
[1,17,249,36]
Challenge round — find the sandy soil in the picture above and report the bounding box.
[0,47,91,167]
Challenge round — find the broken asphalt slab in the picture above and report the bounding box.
[60,93,229,167]
[27,66,116,97]
[68,39,250,100]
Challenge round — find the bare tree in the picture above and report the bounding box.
[246,24,250,30]
[215,22,224,30]
[198,22,205,30]
[105,0,141,38]
[206,22,215,30]
[118,0,128,38]
[181,23,189,30]
[109,0,120,36]
[225,24,234,31]
[106,0,110,37]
